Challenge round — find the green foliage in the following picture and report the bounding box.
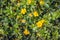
[0,0,60,40]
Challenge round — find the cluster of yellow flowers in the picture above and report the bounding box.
[20,8,39,17]
[23,19,45,35]
[27,0,45,5]
[18,7,45,35]
[16,0,45,7]
[16,0,45,36]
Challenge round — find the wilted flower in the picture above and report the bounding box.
[16,15,20,19]
[28,13,33,17]
[21,19,26,23]
[17,3,20,7]
[37,33,40,37]
[0,29,4,34]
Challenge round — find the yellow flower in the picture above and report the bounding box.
[36,19,45,28]
[23,29,30,35]
[40,0,45,5]
[33,11,39,17]
[21,19,26,23]
[28,13,33,17]
[27,0,32,5]
[21,8,26,15]
[36,22,43,28]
